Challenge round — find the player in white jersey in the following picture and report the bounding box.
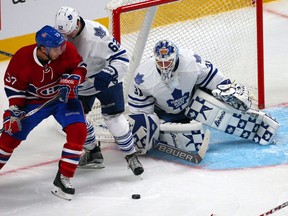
[55,6,143,176]
[128,40,279,155]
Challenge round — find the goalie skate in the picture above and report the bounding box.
[125,152,144,176]
[51,171,75,201]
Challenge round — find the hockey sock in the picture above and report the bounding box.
[0,133,21,169]
[60,123,86,177]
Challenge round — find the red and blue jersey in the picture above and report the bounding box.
[4,42,87,108]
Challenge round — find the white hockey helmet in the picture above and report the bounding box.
[153,40,179,83]
[55,6,80,35]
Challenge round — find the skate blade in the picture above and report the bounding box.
[51,186,73,201]
[78,163,105,169]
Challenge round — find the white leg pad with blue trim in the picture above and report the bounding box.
[184,89,280,145]
[159,120,205,152]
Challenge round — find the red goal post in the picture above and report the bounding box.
[106,0,265,109]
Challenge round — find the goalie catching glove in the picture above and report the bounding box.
[59,74,81,103]
[3,106,26,134]
[212,79,252,111]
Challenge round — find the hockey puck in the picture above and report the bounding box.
[132,194,141,199]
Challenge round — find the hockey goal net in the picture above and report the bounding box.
[87,0,264,141]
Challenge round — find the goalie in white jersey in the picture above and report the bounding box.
[128,40,279,155]
[55,6,143,175]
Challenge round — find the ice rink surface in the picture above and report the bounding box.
[0,1,288,216]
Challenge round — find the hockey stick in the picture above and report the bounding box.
[0,94,61,133]
[259,201,288,216]
[0,50,14,57]
[154,129,210,164]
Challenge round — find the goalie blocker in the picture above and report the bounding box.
[185,89,280,145]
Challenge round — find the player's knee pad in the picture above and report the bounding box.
[159,120,204,152]
[96,82,125,115]
[128,113,160,155]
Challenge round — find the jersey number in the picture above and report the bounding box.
[108,38,120,52]
[134,86,143,96]
[5,73,17,85]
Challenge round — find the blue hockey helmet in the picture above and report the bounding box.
[153,40,179,83]
[35,25,65,48]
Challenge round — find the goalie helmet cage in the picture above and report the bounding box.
[106,0,265,109]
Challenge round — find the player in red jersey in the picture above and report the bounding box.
[0,25,87,201]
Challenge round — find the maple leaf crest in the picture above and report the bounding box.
[167,89,189,110]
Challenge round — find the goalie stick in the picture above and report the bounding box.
[0,50,14,57]
[154,129,210,164]
[0,94,61,133]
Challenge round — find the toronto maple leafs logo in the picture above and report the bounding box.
[167,89,189,110]
[94,26,106,39]
[67,14,73,20]
[135,73,144,85]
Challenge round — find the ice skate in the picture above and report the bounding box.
[51,171,75,201]
[125,152,144,176]
[78,145,105,169]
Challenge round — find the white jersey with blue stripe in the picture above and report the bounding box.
[68,19,129,96]
[128,49,226,114]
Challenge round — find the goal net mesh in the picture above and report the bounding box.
[87,0,262,141]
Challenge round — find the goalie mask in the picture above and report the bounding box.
[55,6,80,35]
[154,40,179,83]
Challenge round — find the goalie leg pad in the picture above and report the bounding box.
[159,120,204,152]
[185,89,280,145]
[128,113,160,155]
[245,109,280,145]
